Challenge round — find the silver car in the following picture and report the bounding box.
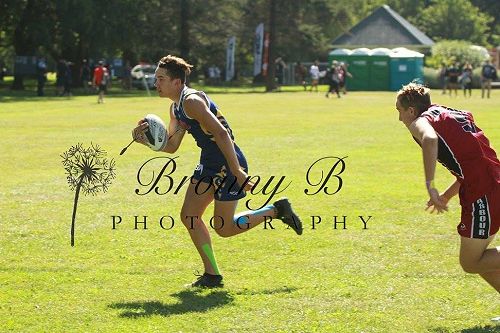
[131,64,156,89]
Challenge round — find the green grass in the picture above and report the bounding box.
[1,88,499,333]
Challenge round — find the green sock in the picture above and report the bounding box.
[202,243,221,275]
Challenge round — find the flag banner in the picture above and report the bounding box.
[253,23,264,76]
[262,32,270,76]
[226,36,236,82]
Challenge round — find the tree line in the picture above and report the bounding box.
[1,0,498,90]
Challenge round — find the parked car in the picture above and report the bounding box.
[131,64,156,89]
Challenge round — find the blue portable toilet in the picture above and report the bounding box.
[389,48,424,91]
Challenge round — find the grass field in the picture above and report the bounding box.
[1,87,499,332]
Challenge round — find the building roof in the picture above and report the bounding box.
[331,5,434,49]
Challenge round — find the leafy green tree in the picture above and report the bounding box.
[470,0,500,45]
[8,0,56,89]
[418,0,493,45]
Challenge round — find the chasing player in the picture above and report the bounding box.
[132,55,303,288]
[396,83,500,296]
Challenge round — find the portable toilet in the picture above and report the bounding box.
[390,48,424,91]
[348,48,371,91]
[328,48,352,66]
[369,48,391,90]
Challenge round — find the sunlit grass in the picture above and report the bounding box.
[1,88,499,332]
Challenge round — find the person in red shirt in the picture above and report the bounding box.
[93,60,109,104]
[396,83,500,294]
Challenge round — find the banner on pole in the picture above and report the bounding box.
[253,23,264,76]
[225,36,236,82]
[262,32,270,76]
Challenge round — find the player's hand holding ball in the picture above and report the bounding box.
[132,114,168,151]
[121,114,168,156]
[132,119,149,146]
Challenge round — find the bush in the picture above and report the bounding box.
[426,40,489,68]
[423,67,440,88]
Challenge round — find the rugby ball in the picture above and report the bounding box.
[144,114,168,151]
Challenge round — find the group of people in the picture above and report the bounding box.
[294,60,352,95]
[439,60,497,98]
[324,60,352,98]
[55,59,75,97]
[35,58,110,103]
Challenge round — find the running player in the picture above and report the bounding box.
[396,82,500,294]
[132,55,303,288]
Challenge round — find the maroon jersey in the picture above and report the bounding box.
[419,104,500,205]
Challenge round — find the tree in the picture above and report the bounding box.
[9,0,55,89]
[418,0,493,45]
[265,0,277,92]
[470,0,500,45]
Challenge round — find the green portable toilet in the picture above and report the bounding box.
[390,48,424,91]
[328,48,352,66]
[369,48,391,90]
[348,48,371,91]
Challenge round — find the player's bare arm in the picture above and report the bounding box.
[408,117,448,213]
[441,179,460,202]
[183,95,253,190]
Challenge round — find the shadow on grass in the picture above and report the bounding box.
[431,325,500,333]
[461,326,500,333]
[108,289,234,318]
[108,286,298,318]
[234,286,298,296]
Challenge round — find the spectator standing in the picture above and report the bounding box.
[460,63,473,98]
[122,60,132,90]
[36,57,47,97]
[56,59,66,96]
[446,62,460,97]
[105,63,112,89]
[438,63,448,95]
[481,59,497,99]
[275,57,286,91]
[309,60,320,92]
[63,61,73,97]
[93,61,109,104]
[81,59,91,94]
[295,62,307,90]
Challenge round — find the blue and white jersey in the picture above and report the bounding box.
[173,86,238,164]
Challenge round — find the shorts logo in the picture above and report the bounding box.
[459,223,466,230]
[472,196,489,239]
[195,164,204,174]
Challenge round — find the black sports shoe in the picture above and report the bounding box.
[189,272,224,288]
[274,198,303,235]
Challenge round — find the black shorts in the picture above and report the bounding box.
[192,147,248,201]
[98,84,107,92]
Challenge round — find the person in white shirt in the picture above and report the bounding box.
[309,60,320,92]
